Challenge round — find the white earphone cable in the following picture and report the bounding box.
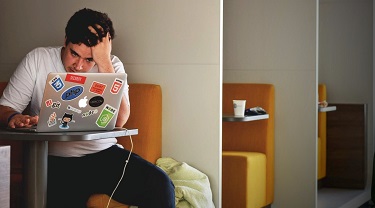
[106,128,133,208]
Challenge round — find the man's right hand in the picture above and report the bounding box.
[8,114,39,128]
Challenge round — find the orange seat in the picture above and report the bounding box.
[222,83,275,208]
[318,84,327,180]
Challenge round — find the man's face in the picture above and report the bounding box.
[61,42,95,73]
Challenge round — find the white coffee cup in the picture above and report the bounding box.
[233,100,246,117]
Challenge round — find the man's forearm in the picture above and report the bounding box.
[0,105,19,126]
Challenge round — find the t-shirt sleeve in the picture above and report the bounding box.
[0,51,37,112]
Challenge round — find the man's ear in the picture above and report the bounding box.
[63,37,67,47]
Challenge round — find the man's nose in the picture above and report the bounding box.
[75,58,84,70]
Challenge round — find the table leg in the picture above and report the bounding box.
[24,141,48,208]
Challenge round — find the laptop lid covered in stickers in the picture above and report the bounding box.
[36,72,126,132]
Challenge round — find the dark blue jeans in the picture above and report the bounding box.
[47,145,175,208]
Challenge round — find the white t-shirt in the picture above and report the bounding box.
[0,46,129,157]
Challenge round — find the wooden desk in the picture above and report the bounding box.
[0,128,138,208]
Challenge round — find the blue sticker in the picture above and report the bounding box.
[49,75,65,92]
[61,86,84,101]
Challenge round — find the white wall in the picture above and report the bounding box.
[223,0,318,207]
[319,0,373,205]
[0,0,222,206]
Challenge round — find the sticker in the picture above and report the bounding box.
[89,96,104,107]
[78,96,88,108]
[47,112,57,127]
[58,112,75,129]
[67,105,82,114]
[65,74,87,84]
[61,86,84,101]
[45,99,53,107]
[110,78,124,94]
[82,109,98,118]
[89,81,106,95]
[96,104,117,128]
[52,101,61,109]
[45,99,61,109]
[49,75,65,92]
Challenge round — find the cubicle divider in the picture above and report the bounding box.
[323,103,367,189]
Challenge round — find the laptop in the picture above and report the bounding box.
[11,72,126,132]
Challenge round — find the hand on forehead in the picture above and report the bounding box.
[88,25,111,41]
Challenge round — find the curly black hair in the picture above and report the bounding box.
[65,8,115,47]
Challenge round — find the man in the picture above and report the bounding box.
[0,8,175,208]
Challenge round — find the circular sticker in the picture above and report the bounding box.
[89,96,104,107]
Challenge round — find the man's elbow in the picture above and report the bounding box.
[115,110,130,127]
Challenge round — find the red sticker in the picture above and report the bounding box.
[45,99,53,107]
[65,74,87,84]
[90,81,107,95]
[110,78,124,94]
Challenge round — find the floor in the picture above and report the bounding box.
[318,188,371,208]
[359,201,374,208]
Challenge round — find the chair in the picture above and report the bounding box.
[222,83,275,208]
[87,83,162,207]
[0,82,162,208]
[318,84,327,180]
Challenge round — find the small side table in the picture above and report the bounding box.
[222,114,269,122]
[318,106,337,112]
[0,146,10,208]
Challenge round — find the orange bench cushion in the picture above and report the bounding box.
[222,152,266,208]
